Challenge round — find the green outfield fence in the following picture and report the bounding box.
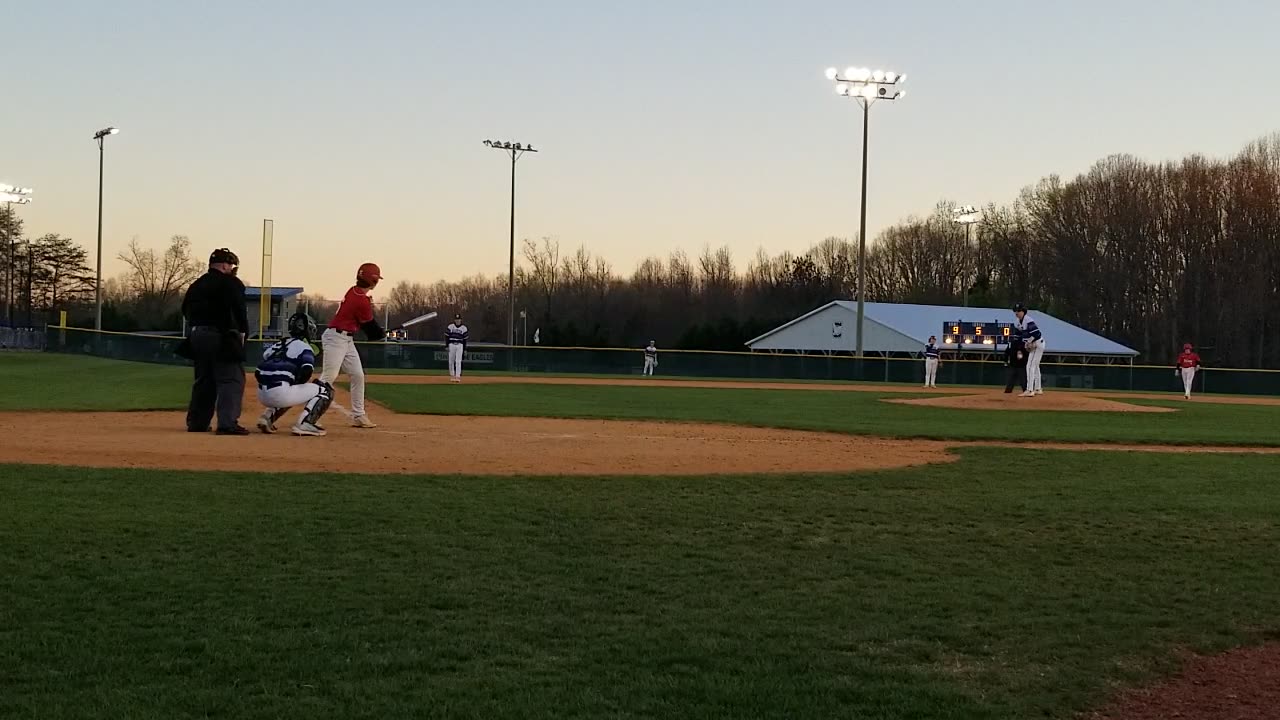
[43,325,1280,396]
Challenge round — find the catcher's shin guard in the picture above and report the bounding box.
[269,407,288,424]
[302,381,333,426]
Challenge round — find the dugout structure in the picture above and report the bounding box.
[745,301,1139,367]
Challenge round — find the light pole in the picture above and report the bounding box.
[952,205,982,307]
[93,126,120,331]
[0,183,34,328]
[483,139,538,347]
[824,66,906,359]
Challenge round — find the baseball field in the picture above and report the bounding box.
[3,353,1279,719]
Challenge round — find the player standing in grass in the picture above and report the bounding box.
[320,263,384,428]
[1175,343,1202,400]
[923,336,941,388]
[1014,303,1045,397]
[445,313,468,383]
[643,340,658,376]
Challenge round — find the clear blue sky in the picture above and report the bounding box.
[5,0,1278,298]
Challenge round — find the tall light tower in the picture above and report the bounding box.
[824,66,906,360]
[483,139,538,347]
[93,126,120,331]
[952,204,982,307]
[0,183,34,328]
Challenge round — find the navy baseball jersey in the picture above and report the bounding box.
[255,339,316,389]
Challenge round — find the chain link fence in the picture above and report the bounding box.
[42,326,1280,396]
[1,328,46,350]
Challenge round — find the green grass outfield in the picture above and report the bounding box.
[8,354,1280,446]
[3,451,1279,720]
[4,353,1279,718]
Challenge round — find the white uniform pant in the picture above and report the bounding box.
[320,328,366,416]
[1181,366,1197,397]
[643,356,656,375]
[1026,341,1046,393]
[924,357,939,387]
[448,343,465,378]
[258,383,321,410]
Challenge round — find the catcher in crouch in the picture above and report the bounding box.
[255,311,334,437]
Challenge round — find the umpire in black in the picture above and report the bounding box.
[1003,335,1029,394]
[181,248,250,434]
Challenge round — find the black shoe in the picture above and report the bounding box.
[215,426,251,436]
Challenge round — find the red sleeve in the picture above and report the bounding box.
[354,292,374,324]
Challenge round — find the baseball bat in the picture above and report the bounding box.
[390,311,437,332]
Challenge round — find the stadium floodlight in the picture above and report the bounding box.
[823,64,908,360]
[2,183,33,327]
[483,138,539,347]
[93,126,120,331]
[952,205,984,307]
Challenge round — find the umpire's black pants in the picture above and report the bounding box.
[1004,367,1027,394]
[185,328,245,431]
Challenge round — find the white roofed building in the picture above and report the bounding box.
[745,301,1138,363]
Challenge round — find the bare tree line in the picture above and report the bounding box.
[9,133,1279,366]
[381,133,1280,367]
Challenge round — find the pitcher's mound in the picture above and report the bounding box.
[886,392,1175,413]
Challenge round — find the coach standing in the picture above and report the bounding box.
[181,248,250,435]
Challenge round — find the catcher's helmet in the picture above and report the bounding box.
[357,263,382,284]
[288,311,317,341]
[209,248,240,267]
[1012,302,1027,313]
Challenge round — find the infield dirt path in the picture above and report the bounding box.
[2,379,1278,475]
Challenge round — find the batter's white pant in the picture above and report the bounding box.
[258,383,321,409]
[447,343,464,378]
[320,328,367,416]
[643,357,656,375]
[924,358,939,387]
[1026,341,1046,393]
[1181,366,1197,397]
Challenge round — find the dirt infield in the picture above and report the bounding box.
[1090,644,1280,720]
[886,393,1175,413]
[0,408,955,476]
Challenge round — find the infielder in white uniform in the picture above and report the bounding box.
[1014,303,1046,397]
[254,312,333,437]
[643,340,658,376]
[445,314,468,383]
[923,335,941,388]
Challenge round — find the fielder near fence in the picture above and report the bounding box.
[44,326,1280,395]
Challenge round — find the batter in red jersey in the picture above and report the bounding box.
[1174,343,1202,400]
[320,263,385,428]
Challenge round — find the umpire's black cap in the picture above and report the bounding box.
[209,248,240,266]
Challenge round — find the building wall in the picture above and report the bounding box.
[247,296,300,338]
[747,304,924,353]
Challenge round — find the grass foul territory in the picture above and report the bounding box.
[367,382,1280,447]
[2,450,1279,719]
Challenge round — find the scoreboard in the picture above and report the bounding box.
[941,321,1016,349]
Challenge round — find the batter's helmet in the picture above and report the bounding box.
[357,263,382,284]
[288,311,317,341]
[1012,302,1027,313]
[209,248,240,267]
